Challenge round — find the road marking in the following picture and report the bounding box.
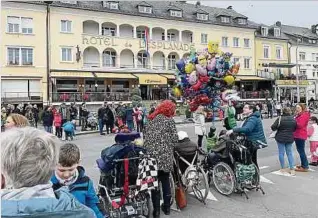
[271,170,295,177]
[308,168,315,172]
[259,166,270,170]
[260,175,274,184]
[189,190,218,201]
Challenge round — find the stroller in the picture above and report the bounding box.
[87,112,98,130]
[97,132,157,218]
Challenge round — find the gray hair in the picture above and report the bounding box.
[1,127,60,188]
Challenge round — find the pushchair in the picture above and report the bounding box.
[97,132,157,218]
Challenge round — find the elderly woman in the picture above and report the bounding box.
[143,100,178,218]
[1,127,95,217]
[4,113,29,130]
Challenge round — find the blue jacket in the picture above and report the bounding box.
[63,121,74,133]
[51,166,104,218]
[125,108,134,121]
[233,111,267,144]
[1,186,96,218]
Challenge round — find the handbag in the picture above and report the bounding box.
[269,116,281,138]
[175,157,187,209]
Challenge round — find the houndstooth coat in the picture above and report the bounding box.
[143,114,178,172]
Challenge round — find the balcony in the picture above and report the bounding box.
[239,91,272,99]
[51,92,131,103]
[1,92,43,103]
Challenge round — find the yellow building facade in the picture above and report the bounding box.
[1,1,48,104]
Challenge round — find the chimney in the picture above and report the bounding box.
[312,25,317,34]
[276,21,281,27]
[227,6,233,10]
[196,1,201,7]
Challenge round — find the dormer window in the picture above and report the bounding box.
[60,1,77,4]
[313,40,317,44]
[103,1,119,10]
[261,26,268,37]
[139,6,152,14]
[274,28,281,37]
[309,39,313,43]
[197,13,208,21]
[170,10,182,17]
[237,18,247,25]
[221,16,230,23]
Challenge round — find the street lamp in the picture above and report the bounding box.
[95,83,98,92]
[296,38,301,103]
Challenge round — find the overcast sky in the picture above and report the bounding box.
[188,1,318,28]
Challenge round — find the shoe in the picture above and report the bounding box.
[161,204,170,215]
[309,162,318,166]
[279,169,288,174]
[295,167,308,172]
[153,210,160,218]
[100,133,105,136]
[290,169,296,176]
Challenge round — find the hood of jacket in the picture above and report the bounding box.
[51,166,86,186]
[250,111,261,118]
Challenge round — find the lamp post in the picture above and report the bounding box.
[45,1,53,104]
[296,38,301,103]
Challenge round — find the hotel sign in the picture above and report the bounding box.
[276,80,310,86]
[82,36,195,51]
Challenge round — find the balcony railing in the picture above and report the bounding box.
[51,92,131,103]
[83,63,100,68]
[1,92,43,103]
[256,70,276,80]
[239,91,272,99]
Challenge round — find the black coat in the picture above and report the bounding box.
[271,115,297,144]
[42,111,54,126]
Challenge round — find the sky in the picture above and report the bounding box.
[188,1,318,28]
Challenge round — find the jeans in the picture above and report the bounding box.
[127,120,134,131]
[55,126,62,138]
[197,135,203,148]
[277,142,295,169]
[44,126,52,133]
[65,130,74,140]
[81,116,87,131]
[105,122,114,134]
[136,121,143,132]
[268,109,273,119]
[151,171,171,210]
[98,119,104,134]
[295,138,309,169]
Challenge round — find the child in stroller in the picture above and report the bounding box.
[96,131,156,218]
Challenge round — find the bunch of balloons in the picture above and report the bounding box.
[173,41,241,112]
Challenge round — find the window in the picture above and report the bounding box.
[233,57,240,64]
[300,69,306,76]
[299,52,306,61]
[263,45,270,59]
[313,40,317,44]
[222,37,228,47]
[167,32,176,41]
[276,46,282,59]
[103,50,116,67]
[137,52,148,68]
[277,68,282,75]
[274,28,281,37]
[261,27,268,37]
[313,71,316,77]
[168,54,177,70]
[138,6,152,14]
[309,39,313,44]
[103,1,119,9]
[61,20,72,33]
[233,37,239,47]
[7,47,33,66]
[197,13,208,21]
[244,58,250,69]
[102,27,115,36]
[61,48,72,62]
[237,18,247,25]
[60,1,77,4]
[244,38,250,48]
[7,16,33,34]
[264,68,269,73]
[201,34,207,44]
[221,16,230,23]
[137,30,145,39]
[170,10,182,17]
[312,53,318,62]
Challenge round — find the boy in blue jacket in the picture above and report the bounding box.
[51,143,106,218]
[62,120,75,140]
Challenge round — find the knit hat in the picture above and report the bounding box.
[177,131,188,141]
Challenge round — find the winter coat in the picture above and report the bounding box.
[53,113,62,127]
[175,138,198,156]
[62,121,74,133]
[42,111,54,126]
[1,184,96,218]
[308,123,318,141]
[144,114,178,172]
[105,107,115,124]
[51,166,103,218]
[233,111,267,144]
[271,115,297,144]
[294,111,310,140]
[69,107,78,120]
[224,106,237,130]
[32,108,39,121]
[125,108,134,121]
[97,107,106,120]
[194,112,206,136]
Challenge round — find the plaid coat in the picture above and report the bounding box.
[143,114,178,172]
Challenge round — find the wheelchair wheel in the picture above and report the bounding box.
[212,162,236,196]
[192,166,209,203]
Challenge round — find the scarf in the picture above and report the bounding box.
[54,168,79,186]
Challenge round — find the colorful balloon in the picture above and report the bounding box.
[173,87,182,97]
[185,63,195,74]
[224,75,235,86]
[188,71,198,85]
[176,59,185,73]
[196,64,207,76]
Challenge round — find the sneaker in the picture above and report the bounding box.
[100,133,105,136]
[295,167,308,172]
[290,169,296,176]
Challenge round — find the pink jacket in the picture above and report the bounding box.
[294,111,310,140]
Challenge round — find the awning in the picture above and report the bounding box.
[95,73,136,79]
[235,76,268,81]
[50,72,94,78]
[262,63,296,68]
[133,74,167,85]
[161,74,175,80]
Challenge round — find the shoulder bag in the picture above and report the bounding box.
[269,116,281,138]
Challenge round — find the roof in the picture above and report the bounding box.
[281,24,318,39]
[254,23,290,41]
[195,9,208,14]
[21,1,257,29]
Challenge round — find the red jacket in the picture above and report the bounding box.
[54,113,62,127]
[294,111,310,140]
